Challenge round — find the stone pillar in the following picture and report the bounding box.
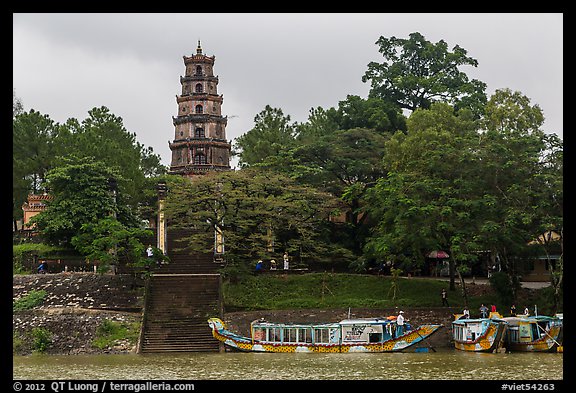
[157,181,168,254]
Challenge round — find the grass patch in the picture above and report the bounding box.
[92,320,140,349]
[223,272,555,314]
[13,290,47,311]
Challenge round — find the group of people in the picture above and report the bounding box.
[442,288,534,319]
[461,303,533,319]
[255,252,290,273]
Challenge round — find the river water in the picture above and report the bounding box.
[13,349,562,381]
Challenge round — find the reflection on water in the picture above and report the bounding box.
[13,349,562,380]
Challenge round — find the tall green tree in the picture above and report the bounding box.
[233,105,298,167]
[13,110,63,229]
[473,89,562,302]
[365,103,481,292]
[56,106,166,207]
[30,158,130,246]
[362,32,487,117]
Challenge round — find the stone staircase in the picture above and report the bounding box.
[138,228,225,353]
[138,274,223,353]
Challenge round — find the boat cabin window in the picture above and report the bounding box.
[313,328,331,344]
[508,326,519,342]
[285,328,298,343]
[266,327,281,342]
[299,328,312,343]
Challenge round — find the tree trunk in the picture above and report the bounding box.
[449,258,456,291]
[457,268,469,307]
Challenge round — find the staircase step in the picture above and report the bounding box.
[139,272,222,354]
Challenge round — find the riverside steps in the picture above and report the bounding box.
[138,228,225,353]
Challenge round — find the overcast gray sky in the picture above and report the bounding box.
[13,13,563,169]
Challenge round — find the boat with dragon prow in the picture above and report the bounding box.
[452,312,508,353]
[207,315,442,353]
[502,314,563,353]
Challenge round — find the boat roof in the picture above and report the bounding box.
[502,315,560,325]
[338,318,394,325]
[252,321,339,329]
[452,318,502,325]
[252,317,396,329]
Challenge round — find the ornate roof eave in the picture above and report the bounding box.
[172,114,228,125]
[176,94,223,104]
[180,75,219,84]
[183,55,215,65]
[169,138,232,150]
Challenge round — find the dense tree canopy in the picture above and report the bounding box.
[163,169,351,269]
[362,32,487,117]
[12,106,166,227]
[233,105,298,167]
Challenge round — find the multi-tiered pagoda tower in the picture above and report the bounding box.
[169,41,232,178]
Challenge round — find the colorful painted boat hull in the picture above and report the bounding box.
[207,317,442,353]
[503,316,563,352]
[452,318,508,353]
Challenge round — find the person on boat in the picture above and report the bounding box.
[523,306,530,316]
[441,288,449,307]
[479,304,489,318]
[510,304,516,316]
[396,311,405,336]
[462,307,470,319]
[491,304,497,313]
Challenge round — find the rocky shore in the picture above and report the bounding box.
[13,273,144,356]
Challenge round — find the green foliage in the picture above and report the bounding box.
[30,327,52,353]
[363,32,487,116]
[12,106,165,228]
[234,105,298,167]
[71,217,152,270]
[92,320,140,349]
[13,332,24,354]
[13,290,47,311]
[165,168,347,269]
[489,272,515,306]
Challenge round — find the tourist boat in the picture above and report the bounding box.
[502,314,563,353]
[451,312,508,353]
[207,316,442,353]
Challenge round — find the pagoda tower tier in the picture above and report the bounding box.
[169,41,232,178]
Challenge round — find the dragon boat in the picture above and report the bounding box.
[452,312,508,353]
[207,316,442,353]
[502,314,563,353]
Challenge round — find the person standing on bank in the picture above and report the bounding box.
[283,252,289,270]
[441,288,449,307]
[396,311,405,337]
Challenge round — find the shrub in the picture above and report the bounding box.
[13,290,47,311]
[30,327,52,353]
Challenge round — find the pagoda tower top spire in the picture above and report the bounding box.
[196,40,203,55]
